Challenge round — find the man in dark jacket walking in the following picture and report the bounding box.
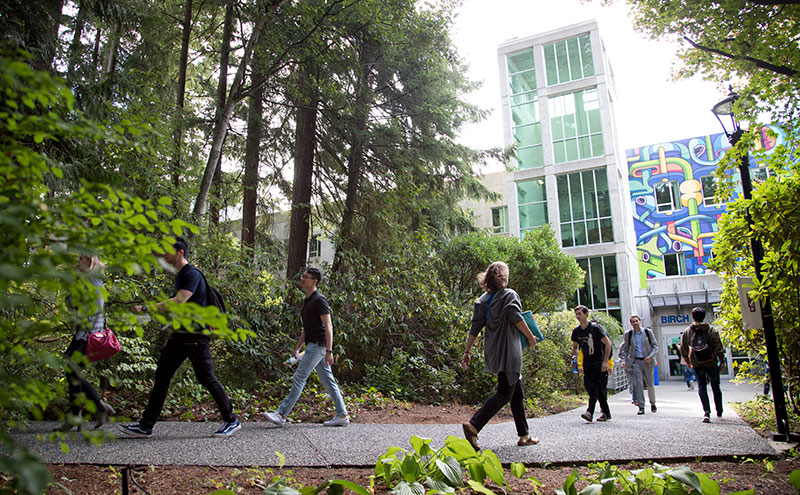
[680,307,725,423]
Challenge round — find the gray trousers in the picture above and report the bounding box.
[632,359,656,407]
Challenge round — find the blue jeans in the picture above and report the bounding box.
[695,365,723,415]
[278,342,347,418]
[681,364,696,387]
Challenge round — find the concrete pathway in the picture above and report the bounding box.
[12,379,779,467]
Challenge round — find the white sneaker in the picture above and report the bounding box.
[323,415,350,427]
[263,411,287,427]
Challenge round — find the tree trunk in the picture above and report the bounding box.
[332,37,378,273]
[171,0,193,189]
[285,67,318,280]
[66,0,87,79]
[241,73,264,253]
[210,0,234,226]
[192,15,267,224]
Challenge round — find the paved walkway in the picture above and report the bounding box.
[13,379,780,467]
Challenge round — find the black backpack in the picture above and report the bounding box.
[690,329,714,362]
[191,267,226,313]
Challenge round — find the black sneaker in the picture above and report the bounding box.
[580,411,593,422]
[117,423,153,438]
[597,413,611,422]
[702,413,711,423]
[637,407,645,415]
[651,404,657,413]
[213,418,241,437]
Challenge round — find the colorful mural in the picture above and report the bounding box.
[626,125,783,288]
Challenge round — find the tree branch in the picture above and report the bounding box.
[683,36,799,77]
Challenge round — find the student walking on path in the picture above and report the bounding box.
[461,261,539,451]
[263,267,350,428]
[572,305,612,423]
[118,237,240,438]
[681,307,725,423]
[55,255,115,432]
[619,315,658,415]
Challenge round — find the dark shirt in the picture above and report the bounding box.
[302,290,330,345]
[571,322,608,368]
[176,264,207,306]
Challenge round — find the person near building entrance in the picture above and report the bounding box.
[675,335,695,390]
[619,315,658,415]
[263,267,350,428]
[680,307,725,423]
[571,306,612,422]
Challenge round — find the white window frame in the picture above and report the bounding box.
[654,180,680,212]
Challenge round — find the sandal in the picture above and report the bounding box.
[517,435,539,446]
[462,422,480,451]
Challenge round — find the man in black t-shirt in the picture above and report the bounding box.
[119,237,240,438]
[571,305,612,422]
[264,267,349,427]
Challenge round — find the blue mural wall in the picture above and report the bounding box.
[626,125,783,289]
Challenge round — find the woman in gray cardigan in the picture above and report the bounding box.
[461,261,538,450]
[54,255,115,432]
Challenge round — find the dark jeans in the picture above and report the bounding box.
[695,365,723,415]
[470,371,528,437]
[141,334,235,429]
[64,337,103,416]
[584,365,610,416]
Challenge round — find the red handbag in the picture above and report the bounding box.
[86,319,121,362]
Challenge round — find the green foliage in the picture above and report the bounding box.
[374,435,533,495]
[438,228,584,312]
[731,395,800,436]
[556,461,756,495]
[790,469,800,492]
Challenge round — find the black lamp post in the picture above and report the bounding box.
[711,90,797,442]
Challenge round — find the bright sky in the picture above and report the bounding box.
[451,0,728,167]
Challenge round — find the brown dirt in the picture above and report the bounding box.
[32,402,800,494]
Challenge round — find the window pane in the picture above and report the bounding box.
[600,217,613,242]
[512,102,537,126]
[556,41,570,83]
[514,122,541,146]
[563,114,576,138]
[508,50,534,73]
[518,179,546,203]
[551,116,564,140]
[587,219,600,244]
[567,37,582,80]
[664,254,679,276]
[574,221,587,245]
[582,170,597,218]
[590,257,606,308]
[566,138,579,161]
[509,71,537,94]
[580,34,594,76]
[595,169,610,216]
[569,173,584,220]
[561,223,574,247]
[590,133,604,157]
[511,91,536,105]
[588,106,601,132]
[517,146,543,169]
[557,175,571,222]
[603,255,619,300]
[671,182,681,209]
[577,258,590,306]
[519,204,548,229]
[544,44,558,86]
[578,136,591,159]
[553,140,566,163]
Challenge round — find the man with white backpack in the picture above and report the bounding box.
[680,307,725,423]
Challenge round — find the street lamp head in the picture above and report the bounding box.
[712,88,741,143]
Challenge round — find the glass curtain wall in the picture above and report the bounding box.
[517,179,548,235]
[549,88,603,164]
[557,168,613,247]
[544,33,594,85]
[568,255,621,322]
[507,49,543,169]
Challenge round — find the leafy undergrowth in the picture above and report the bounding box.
[731,394,800,438]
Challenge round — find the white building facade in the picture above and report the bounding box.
[495,20,640,326]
